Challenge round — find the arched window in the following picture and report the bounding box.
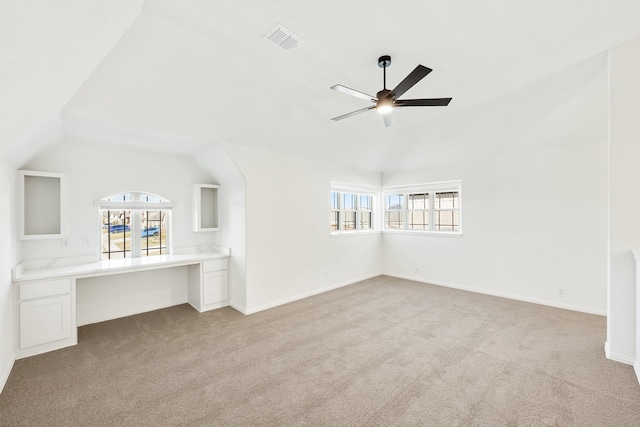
[95,192,174,260]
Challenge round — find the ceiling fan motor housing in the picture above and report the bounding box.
[377,89,393,101]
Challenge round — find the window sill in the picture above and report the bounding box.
[330,230,381,238]
[382,229,463,237]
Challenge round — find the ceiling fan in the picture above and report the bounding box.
[330,55,452,127]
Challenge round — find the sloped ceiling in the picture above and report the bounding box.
[0,0,144,167]
[4,1,640,171]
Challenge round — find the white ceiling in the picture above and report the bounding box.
[4,1,640,171]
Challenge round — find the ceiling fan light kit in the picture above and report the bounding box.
[331,55,452,127]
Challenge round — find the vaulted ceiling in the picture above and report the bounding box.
[2,0,640,171]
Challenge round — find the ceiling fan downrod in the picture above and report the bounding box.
[378,55,391,90]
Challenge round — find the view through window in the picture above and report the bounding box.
[331,186,375,233]
[383,182,461,233]
[98,192,172,260]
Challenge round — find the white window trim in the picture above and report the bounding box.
[382,180,462,235]
[330,183,380,237]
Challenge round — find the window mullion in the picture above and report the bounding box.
[429,193,434,231]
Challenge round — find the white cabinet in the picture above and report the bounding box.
[16,278,77,358]
[188,258,228,312]
[18,170,68,240]
[203,270,228,306]
[20,295,72,348]
[192,184,220,232]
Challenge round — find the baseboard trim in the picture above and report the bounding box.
[604,341,635,365]
[385,273,608,317]
[0,355,15,396]
[229,302,248,315]
[243,273,382,315]
[634,359,640,384]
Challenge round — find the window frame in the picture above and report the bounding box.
[382,181,462,236]
[330,184,377,236]
[96,191,175,260]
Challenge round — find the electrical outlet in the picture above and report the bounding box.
[82,235,91,246]
[558,288,566,297]
[414,267,420,274]
[61,238,69,248]
[323,272,328,280]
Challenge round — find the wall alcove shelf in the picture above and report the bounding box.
[193,184,220,232]
[18,170,68,240]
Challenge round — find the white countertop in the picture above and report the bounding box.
[13,252,228,282]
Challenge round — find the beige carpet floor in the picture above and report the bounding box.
[1,275,639,426]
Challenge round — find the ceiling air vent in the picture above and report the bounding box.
[264,25,304,52]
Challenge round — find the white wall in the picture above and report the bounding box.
[19,141,215,262]
[383,141,608,313]
[225,144,383,314]
[0,158,18,394]
[194,144,248,312]
[608,38,640,365]
[382,58,609,316]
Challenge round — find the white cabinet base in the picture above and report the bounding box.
[16,279,77,359]
[188,259,229,312]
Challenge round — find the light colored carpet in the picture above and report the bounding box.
[1,275,639,426]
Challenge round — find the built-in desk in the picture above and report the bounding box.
[12,252,229,359]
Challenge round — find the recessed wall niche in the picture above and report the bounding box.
[18,170,68,240]
[192,184,220,232]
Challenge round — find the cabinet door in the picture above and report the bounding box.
[203,270,228,306]
[20,295,72,348]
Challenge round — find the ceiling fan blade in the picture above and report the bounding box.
[388,65,432,99]
[396,98,452,107]
[330,85,377,102]
[331,106,376,121]
[382,111,396,127]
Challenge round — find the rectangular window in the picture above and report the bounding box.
[434,192,459,231]
[407,193,429,230]
[383,181,461,234]
[331,186,376,233]
[101,209,168,260]
[384,193,404,230]
[330,192,340,231]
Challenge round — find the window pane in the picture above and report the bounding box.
[359,194,372,210]
[385,194,404,210]
[331,192,339,210]
[435,192,458,209]
[343,211,356,230]
[101,210,132,260]
[359,212,372,229]
[331,211,339,231]
[408,193,429,210]
[141,211,167,256]
[385,211,403,229]
[408,211,429,230]
[343,193,356,210]
[435,210,459,231]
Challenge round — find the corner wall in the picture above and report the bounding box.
[607,38,640,365]
[225,144,383,314]
[194,144,248,312]
[383,141,608,314]
[382,55,609,317]
[0,159,18,394]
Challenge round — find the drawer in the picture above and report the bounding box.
[202,258,227,272]
[20,278,72,300]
